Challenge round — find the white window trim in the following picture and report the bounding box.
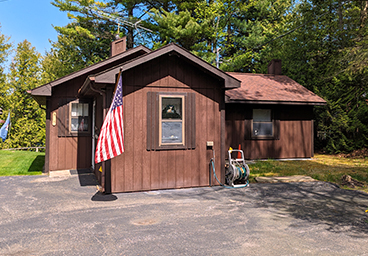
[159,94,185,146]
[69,100,91,134]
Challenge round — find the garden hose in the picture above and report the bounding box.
[210,158,249,189]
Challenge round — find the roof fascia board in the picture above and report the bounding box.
[30,83,52,96]
[225,99,327,105]
[94,44,241,88]
[78,76,93,96]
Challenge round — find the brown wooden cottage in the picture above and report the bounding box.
[225,61,326,160]
[30,39,326,193]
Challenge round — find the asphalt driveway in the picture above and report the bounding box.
[0,173,368,255]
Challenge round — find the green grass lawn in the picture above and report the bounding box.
[0,150,44,176]
[249,154,368,192]
[0,150,367,193]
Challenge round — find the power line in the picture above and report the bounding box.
[85,6,153,34]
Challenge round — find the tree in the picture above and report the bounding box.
[0,25,12,120]
[47,0,368,153]
[219,0,294,72]
[147,0,295,70]
[264,0,368,153]
[0,40,45,149]
[150,0,225,63]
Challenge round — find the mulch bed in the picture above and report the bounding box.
[341,175,366,188]
[336,148,368,159]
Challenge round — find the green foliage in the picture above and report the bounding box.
[149,0,295,71]
[2,0,363,155]
[0,26,12,113]
[263,0,368,153]
[46,0,122,79]
[220,0,294,72]
[0,40,45,149]
[0,150,44,176]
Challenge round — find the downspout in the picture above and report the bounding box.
[38,104,46,111]
[92,99,96,170]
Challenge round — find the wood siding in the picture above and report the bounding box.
[110,54,224,193]
[45,49,149,172]
[48,77,93,171]
[226,104,314,159]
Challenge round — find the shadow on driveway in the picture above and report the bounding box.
[152,181,368,237]
[212,182,368,236]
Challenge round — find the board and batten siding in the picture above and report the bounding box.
[45,48,150,173]
[48,77,93,171]
[110,54,224,193]
[225,104,314,160]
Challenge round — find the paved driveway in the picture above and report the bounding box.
[0,174,368,255]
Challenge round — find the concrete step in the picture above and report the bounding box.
[255,175,316,183]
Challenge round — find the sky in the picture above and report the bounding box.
[0,0,70,59]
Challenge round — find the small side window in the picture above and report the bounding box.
[58,98,92,137]
[252,109,273,137]
[70,102,90,133]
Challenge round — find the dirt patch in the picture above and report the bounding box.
[341,175,366,188]
[131,218,159,226]
[336,148,368,159]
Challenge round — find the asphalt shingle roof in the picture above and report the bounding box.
[226,72,326,105]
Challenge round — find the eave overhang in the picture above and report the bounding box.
[28,45,152,104]
[225,99,327,105]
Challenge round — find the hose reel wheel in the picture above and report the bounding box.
[226,162,249,186]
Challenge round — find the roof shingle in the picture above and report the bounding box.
[226,72,326,105]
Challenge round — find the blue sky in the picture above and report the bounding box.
[0,0,70,58]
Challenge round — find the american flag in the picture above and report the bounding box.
[95,72,125,163]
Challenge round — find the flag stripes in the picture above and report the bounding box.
[95,72,125,163]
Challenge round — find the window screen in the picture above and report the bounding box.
[70,102,89,132]
[253,109,273,136]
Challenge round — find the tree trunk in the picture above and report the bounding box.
[338,0,343,31]
[360,1,368,30]
[127,5,134,49]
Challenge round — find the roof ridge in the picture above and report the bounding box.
[227,72,287,77]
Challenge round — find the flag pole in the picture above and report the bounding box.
[97,68,124,194]
[111,68,123,102]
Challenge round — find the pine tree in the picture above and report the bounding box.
[0,26,12,120]
[265,0,368,153]
[1,40,45,149]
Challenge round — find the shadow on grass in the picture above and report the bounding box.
[27,155,45,173]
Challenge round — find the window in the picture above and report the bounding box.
[70,102,89,133]
[159,95,185,145]
[252,109,273,137]
[146,92,196,150]
[58,98,92,137]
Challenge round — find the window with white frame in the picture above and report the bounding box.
[159,95,185,145]
[70,102,90,133]
[252,109,273,137]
